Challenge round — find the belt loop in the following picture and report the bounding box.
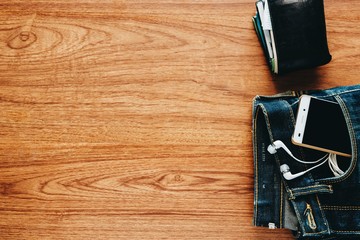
[289,184,333,200]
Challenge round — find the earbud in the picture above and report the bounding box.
[280,164,307,180]
[280,159,329,180]
[267,140,283,154]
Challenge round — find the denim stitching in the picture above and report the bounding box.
[332,230,360,233]
[329,88,360,96]
[253,103,276,225]
[302,229,331,236]
[318,95,358,184]
[258,103,285,227]
[290,197,307,234]
[315,194,331,235]
[280,179,283,228]
[253,106,260,225]
[258,104,274,141]
[322,206,360,210]
[288,89,360,108]
[258,102,291,229]
[291,189,333,198]
[292,185,332,191]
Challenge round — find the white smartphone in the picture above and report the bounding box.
[292,95,352,157]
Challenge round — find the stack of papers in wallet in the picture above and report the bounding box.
[252,0,278,73]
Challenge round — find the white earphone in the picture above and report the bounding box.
[268,140,343,180]
[280,161,328,180]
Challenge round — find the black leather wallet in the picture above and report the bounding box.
[252,0,332,74]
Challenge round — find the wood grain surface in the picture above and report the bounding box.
[1,0,360,239]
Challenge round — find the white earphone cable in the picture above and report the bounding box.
[268,141,345,178]
[328,153,344,177]
[268,141,329,164]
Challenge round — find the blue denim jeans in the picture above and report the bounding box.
[252,85,360,239]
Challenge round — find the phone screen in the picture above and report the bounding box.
[302,97,351,156]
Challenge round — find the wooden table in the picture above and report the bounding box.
[1,1,359,239]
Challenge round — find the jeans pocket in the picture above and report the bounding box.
[314,92,359,183]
